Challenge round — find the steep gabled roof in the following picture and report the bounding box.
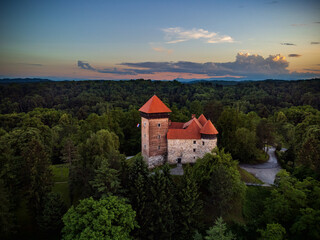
[183,118,202,129]
[167,120,201,139]
[169,122,185,129]
[139,95,172,114]
[200,120,219,135]
[198,114,207,126]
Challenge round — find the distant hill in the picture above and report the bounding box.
[0,78,53,84]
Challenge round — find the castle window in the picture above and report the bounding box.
[158,146,160,150]
[158,135,161,139]
[193,149,196,152]
[202,141,205,145]
[144,134,146,138]
[194,156,196,159]
[158,123,161,127]
[193,140,196,144]
[144,144,146,149]
[144,122,146,127]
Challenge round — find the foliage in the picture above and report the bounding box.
[208,149,246,214]
[89,158,121,198]
[61,196,137,240]
[263,170,320,239]
[258,223,286,240]
[37,192,67,232]
[195,217,235,240]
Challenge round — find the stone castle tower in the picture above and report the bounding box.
[139,95,171,167]
[139,95,218,168]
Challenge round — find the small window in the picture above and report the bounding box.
[158,123,161,127]
[193,140,196,144]
[144,145,146,149]
[158,135,161,139]
[144,122,146,127]
[144,134,146,138]
[194,156,196,159]
[193,149,196,152]
[202,141,205,145]
[158,146,160,150]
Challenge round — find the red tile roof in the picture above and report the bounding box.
[198,114,207,126]
[167,120,201,139]
[169,122,185,129]
[183,118,202,129]
[139,95,172,114]
[200,120,219,135]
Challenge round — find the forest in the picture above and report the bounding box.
[0,79,319,239]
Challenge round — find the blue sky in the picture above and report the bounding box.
[0,0,319,80]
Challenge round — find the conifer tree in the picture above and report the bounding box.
[175,168,203,240]
[127,155,150,239]
[147,164,176,240]
[89,158,121,198]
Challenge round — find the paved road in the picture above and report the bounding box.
[239,147,282,185]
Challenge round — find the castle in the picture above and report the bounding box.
[139,95,218,168]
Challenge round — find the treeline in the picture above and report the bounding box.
[1,79,319,117]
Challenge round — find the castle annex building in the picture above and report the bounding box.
[139,95,218,168]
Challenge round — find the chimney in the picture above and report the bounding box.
[192,114,196,119]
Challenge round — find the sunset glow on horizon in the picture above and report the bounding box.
[1,0,319,80]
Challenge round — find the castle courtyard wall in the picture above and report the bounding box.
[167,137,217,164]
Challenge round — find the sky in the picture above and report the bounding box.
[0,0,319,80]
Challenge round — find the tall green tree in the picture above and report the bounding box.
[208,149,246,214]
[147,165,176,240]
[89,158,121,198]
[61,196,137,240]
[23,139,53,215]
[126,155,150,239]
[37,192,67,232]
[175,168,203,240]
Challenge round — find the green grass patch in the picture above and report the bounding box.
[50,164,69,182]
[238,167,263,184]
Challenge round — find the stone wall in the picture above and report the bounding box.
[141,116,169,168]
[167,137,217,164]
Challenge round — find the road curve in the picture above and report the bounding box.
[239,147,282,185]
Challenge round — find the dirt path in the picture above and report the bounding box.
[239,147,282,185]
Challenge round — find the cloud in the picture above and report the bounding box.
[16,63,43,67]
[311,42,320,44]
[266,1,278,4]
[291,23,307,27]
[304,68,320,72]
[314,22,320,24]
[288,54,301,57]
[78,61,137,75]
[152,46,173,54]
[78,53,299,79]
[162,27,234,44]
[281,43,296,46]
[78,61,95,70]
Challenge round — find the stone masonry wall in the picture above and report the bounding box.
[167,137,217,164]
[141,117,168,168]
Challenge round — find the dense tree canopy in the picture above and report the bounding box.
[0,79,319,239]
[61,196,137,240]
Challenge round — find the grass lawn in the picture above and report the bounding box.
[238,166,263,184]
[50,164,69,182]
[51,164,71,207]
